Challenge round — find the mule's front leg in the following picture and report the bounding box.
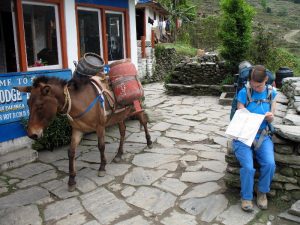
[97,126,106,177]
[113,121,126,163]
[68,129,82,192]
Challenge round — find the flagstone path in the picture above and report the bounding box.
[0,82,298,225]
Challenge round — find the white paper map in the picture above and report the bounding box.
[225,108,265,146]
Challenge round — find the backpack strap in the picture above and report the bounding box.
[251,85,274,149]
[245,81,252,107]
[267,84,273,106]
[245,83,273,107]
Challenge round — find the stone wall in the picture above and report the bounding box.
[165,53,227,95]
[150,48,182,82]
[225,77,300,203]
[137,40,155,81]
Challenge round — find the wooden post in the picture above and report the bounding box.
[141,36,146,58]
[151,30,155,48]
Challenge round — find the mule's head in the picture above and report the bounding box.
[14,83,60,140]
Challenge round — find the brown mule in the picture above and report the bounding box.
[15,74,152,192]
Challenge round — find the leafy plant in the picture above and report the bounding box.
[248,23,275,65]
[219,0,255,74]
[22,115,72,150]
[221,74,235,85]
[164,72,173,84]
[177,26,191,45]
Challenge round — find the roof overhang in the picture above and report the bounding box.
[136,0,169,15]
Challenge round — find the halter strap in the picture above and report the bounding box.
[59,82,105,122]
[59,85,73,121]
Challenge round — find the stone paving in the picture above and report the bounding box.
[0,83,299,225]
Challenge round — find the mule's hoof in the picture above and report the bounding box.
[98,170,106,177]
[113,156,121,163]
[68,185,76,192]
[147,143,153,149]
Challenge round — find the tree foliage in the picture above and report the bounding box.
[248,23,275,65]
[219,0,255,73]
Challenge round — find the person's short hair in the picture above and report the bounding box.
[250,65,267,82]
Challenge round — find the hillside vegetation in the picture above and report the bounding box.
[194,0,300,56]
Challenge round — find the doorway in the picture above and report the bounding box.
[0,1,18,73]
[136,8,145,40]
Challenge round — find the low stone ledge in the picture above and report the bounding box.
[274,125,300,142]
[165,83,223,96]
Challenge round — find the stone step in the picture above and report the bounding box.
[0,148,38,172]
[278,211,300,223]
[219,92,234,106]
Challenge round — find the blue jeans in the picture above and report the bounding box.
[232,136,276,200]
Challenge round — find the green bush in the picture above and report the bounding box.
[23,115,72,150]
[221,74,235,85]
[219,0,255,74]
[177,25,192,45]
[154,44,166,58]
[265,48,299,74]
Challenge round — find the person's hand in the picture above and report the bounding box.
[265,112,274,123]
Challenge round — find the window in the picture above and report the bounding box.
[153,11,156,20]
[106,11,125,61]
[22,2,62,70]
[78,8,102,58]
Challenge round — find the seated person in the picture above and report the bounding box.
[232,65,277,212]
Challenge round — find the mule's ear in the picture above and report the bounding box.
[13,86,32,93]
[41,85,51,96]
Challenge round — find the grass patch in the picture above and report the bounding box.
[157,43,197,57]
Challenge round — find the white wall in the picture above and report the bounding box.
[129,0,138,68]
[145,7,164,41]
[64,0,78,72]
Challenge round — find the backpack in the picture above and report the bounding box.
[230,66,275,120]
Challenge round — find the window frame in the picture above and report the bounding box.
[15,0,67,72]
[22,1,63,71]
[105,10,126,63]
[75,2,131,64]
[77,6,103,58]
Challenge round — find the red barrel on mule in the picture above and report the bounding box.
[109,60,144,106]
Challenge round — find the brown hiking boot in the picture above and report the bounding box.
[241,199,253,212]
[256,191,268,210]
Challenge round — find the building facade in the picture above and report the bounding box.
[0,0,137,152]
[0,0,138,74]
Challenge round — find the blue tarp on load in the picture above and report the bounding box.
[137,0,152,3]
